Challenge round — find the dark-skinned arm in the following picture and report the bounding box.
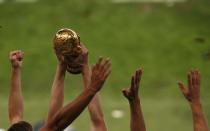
[40,57,111,131]
[82,57,108,131]
[122,69,146,131]
[178,70,209,131]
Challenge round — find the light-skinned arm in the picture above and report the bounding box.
[8,50,24,125]
[82,56,108,131]
[46,51,67,122]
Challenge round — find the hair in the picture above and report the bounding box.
[7,121,32,131]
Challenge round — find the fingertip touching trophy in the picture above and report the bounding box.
[53,28,87,74]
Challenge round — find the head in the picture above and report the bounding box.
[8,121,32,131]
[53,28,83,74]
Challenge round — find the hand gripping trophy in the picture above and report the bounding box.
[53,28,87,74]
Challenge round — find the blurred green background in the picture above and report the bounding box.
[0,0,210,130]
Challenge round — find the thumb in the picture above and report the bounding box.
[60,55,65,62]
[178,81,188,96]
[122,88,129,98]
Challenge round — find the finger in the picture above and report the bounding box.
[104,59,111,68]
[9,51,15,56]
[196,70,201,86]
[9,52,14,60]
[178,81,189,96]
[103,58,110,67]
[61,55,65,61]
[100,57,108,70]
[9,51,14,57]
[102,58,110,68]
[131,76,135,92]
[135,70,139,83]
[96,57,103,69]
[9,51,18,58]
[136,69,142,90]
[11,55,17,60]
[21,51,24,57]
[191,70,196,87]
[122,89,129,98]
[138,69,143,86]
[135,70,139,90]
[98,56,103,64]
[81,44,88,52]
[195,71,198,86]
[17,51,24,61]
[103,68,111,81]
[188,72,193,92]
[137,69,142,82]
[16,50,22,55]
[102,60,111,75]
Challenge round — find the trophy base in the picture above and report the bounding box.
[67,65,82,74]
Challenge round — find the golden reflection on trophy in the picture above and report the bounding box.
[53,28,84,74]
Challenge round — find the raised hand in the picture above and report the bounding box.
[9,50,24,68]
[40,57,111,131]
[178,70,209,131]
[122,69,142,101]
[70,43,88,68]
[122,69,146,131]
[81,54,108,131]
[89,57,111,93]
[77,43,88,67]
[178,70,201,103]
[9,50,24,125]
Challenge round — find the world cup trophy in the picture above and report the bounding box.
[53,28,84,74]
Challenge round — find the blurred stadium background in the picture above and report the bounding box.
[0,0,210,130]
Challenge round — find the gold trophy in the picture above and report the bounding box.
[53,28,83,74]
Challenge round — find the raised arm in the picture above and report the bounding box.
[8,50,24,125]
[40,57,111,131]
[122,69,146,131]
[82,56,108,131]
[46,51,67,122]
[178,70,209,131]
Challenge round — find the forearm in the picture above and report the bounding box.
[82,65,107,131]
[88,94,107,131]
[48,88,96,131]
[190,101,209,131]
[9,68,23,124]
[47,64,66,122]
[129,98,146,131]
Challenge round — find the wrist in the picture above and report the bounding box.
[88,83,100,94]
[58,63,67,72]
[190,97,201,104]
[11,66,21,71]
[190,100,202,107]
[85,87,97,96]
[82,64,89,74]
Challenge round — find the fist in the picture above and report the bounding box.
[9,50,24,68]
